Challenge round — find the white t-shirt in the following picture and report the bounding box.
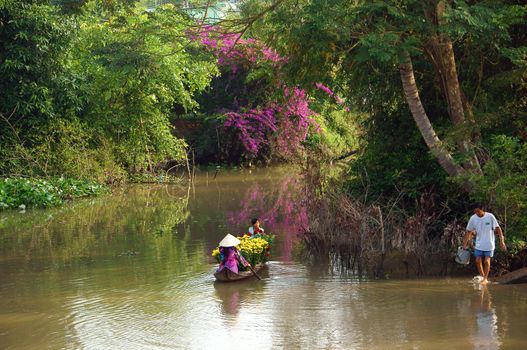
[466,213,500,251]
[248,227,264,235]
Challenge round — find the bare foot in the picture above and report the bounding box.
[472,276,484,283]
[480,278,489,285]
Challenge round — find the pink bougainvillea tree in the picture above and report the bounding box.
[315,82,350,112]
[194,25,319,161]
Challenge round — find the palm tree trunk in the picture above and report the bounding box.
[425,1,482,174]
[399,51,465,178]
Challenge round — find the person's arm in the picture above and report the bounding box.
[495,226,506,251]
[462,231,474,250]
[463,216,476,249]
[236,250,250,267]
[490,214,506,251]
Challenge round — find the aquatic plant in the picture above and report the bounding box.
[0,177,107,209]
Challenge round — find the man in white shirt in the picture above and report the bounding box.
[463,204,506,284]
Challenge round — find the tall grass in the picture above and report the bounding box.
[300,165,469,277]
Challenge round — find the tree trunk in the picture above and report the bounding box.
[399,51,465,178]
[425,1,482,174]
[493,267,527,284]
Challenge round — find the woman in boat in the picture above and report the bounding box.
[248,217,264,236]
[217,234,250,274]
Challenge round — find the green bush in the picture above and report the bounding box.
[307,107,361,159]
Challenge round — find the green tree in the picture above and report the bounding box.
[1,1,218,180]
[0,0,78,132]
[242,0,526,186]
[75,3,218,173]
[0,0,88,177]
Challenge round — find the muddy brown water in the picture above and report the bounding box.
[1,167,526,349]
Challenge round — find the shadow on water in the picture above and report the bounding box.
[213,267,270,316]
[0,184,191,269]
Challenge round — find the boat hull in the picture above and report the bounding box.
[214,263,265,282]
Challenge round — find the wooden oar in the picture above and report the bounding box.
[248,265,262,280]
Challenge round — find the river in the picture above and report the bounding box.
[1,167,526,349]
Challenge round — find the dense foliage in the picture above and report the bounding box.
[1,0,355,187]
[185,25,353,164]
[0,0,217,183]
[240,0,527,245]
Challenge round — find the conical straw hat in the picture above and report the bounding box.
[219,234,241,247]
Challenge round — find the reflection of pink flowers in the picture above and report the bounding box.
[226,175,309,261]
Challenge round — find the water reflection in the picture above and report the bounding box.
[213,272,268,317]
[0,185,191,268]
[471,284,501,350]
[1,168,527,349]
[225,173,308,260]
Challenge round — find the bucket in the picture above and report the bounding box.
[455,247,471,265]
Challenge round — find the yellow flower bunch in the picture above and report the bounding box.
[237,237,269,255]
[211,248,220,258]
[211,234,273,266]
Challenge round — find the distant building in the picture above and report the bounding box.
[186,1,239,23]
[142,0,239,23]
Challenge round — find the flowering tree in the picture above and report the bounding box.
[194,25,319,161]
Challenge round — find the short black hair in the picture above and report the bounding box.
[251,218,259,225]
[473,203,485,210]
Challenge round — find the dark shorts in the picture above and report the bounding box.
[474,249,494,258]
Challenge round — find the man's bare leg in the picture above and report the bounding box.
[475,257,484,281]
[482,257,491,284]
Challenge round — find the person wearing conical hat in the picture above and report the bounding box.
[217,234,250,274]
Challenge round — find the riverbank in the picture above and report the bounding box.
[0,171,196,210]
[299,164,527,279]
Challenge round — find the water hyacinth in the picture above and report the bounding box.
[0,177,107,209]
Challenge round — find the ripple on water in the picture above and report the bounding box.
[2,168,527,349]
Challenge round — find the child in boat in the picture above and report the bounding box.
[217,234,250,274]
[248,217,264,236]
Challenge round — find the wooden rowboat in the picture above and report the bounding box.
[214,263,265,282]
